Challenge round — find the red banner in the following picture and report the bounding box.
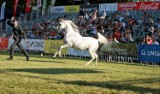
[25,0,31,13]
[0,37,8,50]
[138,2,160,10]
[118,2,139,10]
[118,2,160,11]
[13,0,19,16]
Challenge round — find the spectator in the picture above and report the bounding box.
[112,28,121,41]
[100,10,106,19]
[152,38,159,45]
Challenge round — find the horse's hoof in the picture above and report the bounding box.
[52,57,56,59]
[85,63,88,66]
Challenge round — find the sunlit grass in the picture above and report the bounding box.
[0,52,160,94]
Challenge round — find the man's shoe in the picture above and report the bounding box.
[26,56,29,61]
[6,57,13,60]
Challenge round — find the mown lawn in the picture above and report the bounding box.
[0,53,160,94]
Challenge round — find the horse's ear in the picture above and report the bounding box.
[57,17,64,22]
[61,19,64,22]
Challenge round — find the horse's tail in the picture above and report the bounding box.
[97,32,109,45]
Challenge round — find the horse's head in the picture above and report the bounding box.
[57,19,66,31]
[57,19,80,34]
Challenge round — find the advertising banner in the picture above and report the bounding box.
[68,48,90,57]
[44,40,67,54]
[118,2,139,10]
[137,2,160,10]
[8,38,44,51]
[138,44,160,63]
[80,4,98,13]
[26,39,44,51]
[25,0,31,13]
[0,37,8,50]
[13,0,19,16]
[65,5,80,12]
[0,2,6,20]
[100,43,137,57]
[99,3,118,12]
[50,6,65,13]
[118,2,160,11]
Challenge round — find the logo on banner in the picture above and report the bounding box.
[140,3,159,10]
[140,50,146,55]
[118,2,138,10]
[27,41,44,48]
[120,3,137,8]
[140,50,160,56]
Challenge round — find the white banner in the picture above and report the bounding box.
[50,6,65,13]
[99,3,118,11]
[0,2,6,20]
[26,39,44,51]
[8,38,44,51]
[68,48,90,57]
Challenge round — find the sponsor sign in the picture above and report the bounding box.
[138,44,160,63]
[68,48,90,57]
[50,6,64,13]
[8,38,44,51]
[100,43,137,57]
[138,2,160,10]
[65,5,80,12]
[80,4,98,12]
[99,3,118,11]
[0,37,8,50]
[26,39,44,51]
[44,40,67,54]
[118,2,160,10]
[118,2,138,10]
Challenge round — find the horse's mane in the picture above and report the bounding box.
[65,20,80,33]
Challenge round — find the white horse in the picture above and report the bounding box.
[53,19,109,66]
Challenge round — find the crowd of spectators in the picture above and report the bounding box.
[1,9,160,45]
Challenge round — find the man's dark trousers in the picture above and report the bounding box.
[10,35,29,58]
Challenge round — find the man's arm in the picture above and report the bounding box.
[7,17,14,27]
[19,26,27,40]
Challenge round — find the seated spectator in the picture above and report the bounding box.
[142,34,153,44]
[112,28,121,41]
[84,12,89,20]
[152,38,159,45]
[108,34,119,43]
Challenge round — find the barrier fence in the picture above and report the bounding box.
[0,37,160,64]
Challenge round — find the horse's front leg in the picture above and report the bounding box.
[58,43,70,58]
[53,50,59,58]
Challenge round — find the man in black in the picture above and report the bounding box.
[7,17,29,61]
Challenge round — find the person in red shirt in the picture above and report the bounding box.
[113,28,121,41]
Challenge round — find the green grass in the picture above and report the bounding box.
[0,53,160,94]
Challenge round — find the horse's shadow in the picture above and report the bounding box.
[8,68,103,74]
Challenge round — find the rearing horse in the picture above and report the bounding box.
[53,19,109,66]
